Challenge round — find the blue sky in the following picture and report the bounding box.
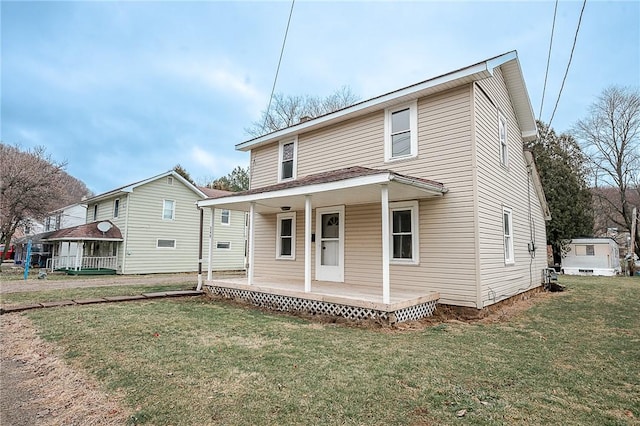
[2,1,639,194]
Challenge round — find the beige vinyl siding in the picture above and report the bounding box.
[474,68,548,306]
[248,85,479,305]
[211,209,246,270]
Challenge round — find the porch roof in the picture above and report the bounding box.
[197,166,448,213]
[42,221,124,242]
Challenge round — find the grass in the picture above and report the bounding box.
[22,275,640,425]
[0,282,195,306]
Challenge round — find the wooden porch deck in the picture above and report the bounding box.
[203,277,440,323]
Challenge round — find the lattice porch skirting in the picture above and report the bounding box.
[205,285,437,324]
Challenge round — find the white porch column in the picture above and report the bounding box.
[304,195,312,293]
[381,184,390,304]
[207,208,215,281]
[248,202,255,285]
[75,242,83,271]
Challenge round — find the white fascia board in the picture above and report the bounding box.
[44,238,124,242]
[524,150,551,221]
[236,62,498,152]
[390,175,449,195]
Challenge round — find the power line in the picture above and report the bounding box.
[263,0,296,132]
[546,0,587,133]
[539,0,558,120]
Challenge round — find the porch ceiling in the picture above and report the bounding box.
[198,166,447,214]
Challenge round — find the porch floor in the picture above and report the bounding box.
[204,276,439,321]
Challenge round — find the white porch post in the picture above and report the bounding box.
[304,195,312,292]
[75,241,83,271]
[248,202,255,285]
[381,184,390,304]
[207,208,214,281]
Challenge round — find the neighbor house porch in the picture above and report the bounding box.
[197,166,448,323]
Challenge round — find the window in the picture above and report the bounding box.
[503,207,514,264]
[499,112,508,166]
[278,138,297,181]
[157,239,176,249]
[221,209,230,225]
[385,101,418,162]
[167,176,174,185]
[163,200,175,220]
[276,212,296,259]
[93,205,98,221]
[390,201,419,263]
[216,241,231,250]
[576,245,595,256]
[113,199,120,218]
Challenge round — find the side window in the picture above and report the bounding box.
[163,200,175,220]
[389,201,419,263]
[216,241,231,250]
[503,207,514,264]
[276,212,296,259]
[499,112,508,167]
[157,239,176,249]
[113,199,120,218]
[385,101,418,162]
[93,205,98,221]
[278,138,297,182]
[221,209,230,225]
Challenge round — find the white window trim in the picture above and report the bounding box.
[384,100,418,163]
[389,200,420,264]
[276,212,296,260]
[503,207,514,265]
[162,199,176,221]
[220,209,230,226]
[113,198,120,219]
[216,241,231,250]
[498,111,508,167]
[156,239,176,249]
[278,137,298,182]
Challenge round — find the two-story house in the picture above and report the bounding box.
[197,51,550,323]
[42,202,87,269]
[45,170,247,275]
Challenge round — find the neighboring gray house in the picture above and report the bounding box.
[198,51,551,322]
[46,170,246,274]
[561,238,621,276]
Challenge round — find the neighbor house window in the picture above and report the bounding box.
[113,199,120,218]
[276,212,296,259]
[55,214,62,229]
[278,138,297,181]
[216,241,231,250]
[499,112,508,166]
[390,201,419,263]
[576,245,595,256]
[385,101,418,162]
[221,209,230,225]
[157,239,176,249]
[167,176,174,185]
[93,205,98,221]
[163,200,175,220]
[503,207,514,264]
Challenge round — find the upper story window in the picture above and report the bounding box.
[278,138,297,182]
[503,207,514,264]
[390,201,419,264]
[385,101,418,162]
[163,200,175,220]
[55,214,61,229]
[93,205,98,221]
[167,176,174,185]
[113,199,120,218]
[276,212,296,260]
[221,209,230,225]
[499,112,508,167]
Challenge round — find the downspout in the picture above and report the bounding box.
[471,83,484,309]
[120,193,131,274]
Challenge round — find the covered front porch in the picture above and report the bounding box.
[197,166,448,323]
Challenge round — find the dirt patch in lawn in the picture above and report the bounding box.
[0,313,131,425]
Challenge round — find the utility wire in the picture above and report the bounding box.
[263,0,296,132]
[546,0,587,134]
[539,0,558,120]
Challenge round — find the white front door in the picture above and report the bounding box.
[315,206,345,282]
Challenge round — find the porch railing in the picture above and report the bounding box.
[48,256,117,271]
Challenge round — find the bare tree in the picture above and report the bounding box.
[0,144,69,264]
[246,86,360,137]
[573,86,640,255]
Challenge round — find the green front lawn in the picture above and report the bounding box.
[24,276,640,425]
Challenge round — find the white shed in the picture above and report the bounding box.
[561,238,621,276]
